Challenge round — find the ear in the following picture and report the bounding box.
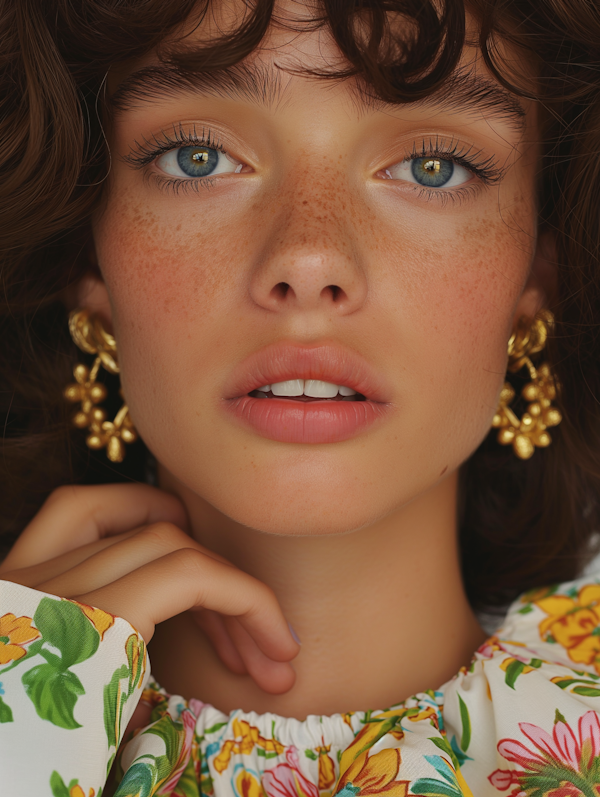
[62,244,113,330]
[512,228,558,322]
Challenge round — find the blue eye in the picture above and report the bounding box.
[156,146,242,179]
[384,157,471,189]
[177,146,219,177]
[411,157,454,187]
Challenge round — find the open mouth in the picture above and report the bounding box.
[248,379,366,402]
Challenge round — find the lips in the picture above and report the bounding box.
[222,343,392,444]
[223,343,391,403]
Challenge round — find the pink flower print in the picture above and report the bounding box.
[262,747,319,797]
[488,768,522,793]
[489,711,600,796]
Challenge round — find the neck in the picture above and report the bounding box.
[149,468,485,719]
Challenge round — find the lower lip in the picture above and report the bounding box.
[224,395,389,444]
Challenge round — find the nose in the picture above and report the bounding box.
[249,178,368,316]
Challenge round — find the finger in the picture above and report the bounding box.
[1,484,188,571]
[224,615,296,694]
[38,523,197,597]
[77,548,300,665]
[1,527,141,589]
[193,610,248,675]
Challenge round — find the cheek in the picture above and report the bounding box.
[92,187,257,441]
[373,192,535,460]
[96,193,233,323]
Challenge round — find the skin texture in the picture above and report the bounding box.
[3,2,553,720]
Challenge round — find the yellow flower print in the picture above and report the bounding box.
[235,768,265,797]
[536,583,600,673]
[334,748,409,796]
[0,613,40,664]
[341,712,355,730]
[316,745,336,791]
[338,708,406,780]
[69,786,95,797]
[214,719,285,773]
[69,600,115,640]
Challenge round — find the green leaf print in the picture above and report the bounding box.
[0,600,107,729]
[103,635,148,768]
[504,659,527,689]
[517,605,534,615]
[449,736,472,767]
[0,694,13,723]
[410,779,464,797]
[144,713,185,764]
[411,755,467,797]
[34,598,100,667]
[552,675,600,696]
[114,761,156,797]
[49,771,71,797]
[104,664,129,751]
[457,695,471,752]
[22,663,85,729]
[572,685,600,697]
[174,755,202,797]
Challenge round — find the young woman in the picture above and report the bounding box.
[1,0,600,794]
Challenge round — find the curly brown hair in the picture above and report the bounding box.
[1,0,600,612]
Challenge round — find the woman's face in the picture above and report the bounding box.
[90,8,546,535]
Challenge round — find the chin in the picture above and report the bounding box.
[226,501,383,537]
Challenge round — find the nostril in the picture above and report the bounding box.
[325,285,344,302]
[272,282,290,299]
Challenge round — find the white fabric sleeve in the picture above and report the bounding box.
[0,579,149,795]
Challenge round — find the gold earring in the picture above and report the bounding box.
[64,309,138,462]
[492,309,562,460]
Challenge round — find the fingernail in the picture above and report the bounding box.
[288,622,301,645]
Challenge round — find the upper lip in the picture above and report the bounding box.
[223,342,392,403]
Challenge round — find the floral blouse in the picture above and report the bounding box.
[2,573,600,797]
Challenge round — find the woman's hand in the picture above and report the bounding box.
[0,484,299,694]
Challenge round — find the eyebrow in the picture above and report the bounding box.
[109,62,285,113]
[109,60,527,134]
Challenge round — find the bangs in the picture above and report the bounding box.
[106,0,469,108]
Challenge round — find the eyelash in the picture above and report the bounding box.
[402,136,504,206]
[125,127,505,201]
[125,124,229,194]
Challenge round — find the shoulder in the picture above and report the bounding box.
[496,567,600,677]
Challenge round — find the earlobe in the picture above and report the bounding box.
[513,228,558,322]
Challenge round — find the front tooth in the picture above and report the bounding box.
[271,379,304,397]
[338,385,357,396]
[257,385,271,392]
[304,379,339,398]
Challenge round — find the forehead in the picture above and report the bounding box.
[107,0,530,135]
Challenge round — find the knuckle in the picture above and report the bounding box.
[173,547,210,579]
[45,484,81,507]
[45,483,106,511]
[138,522,188,550]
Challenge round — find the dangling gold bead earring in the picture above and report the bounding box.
[64,309,138,462]
[491,309,562,460]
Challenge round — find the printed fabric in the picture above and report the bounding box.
[3,576,600,796]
